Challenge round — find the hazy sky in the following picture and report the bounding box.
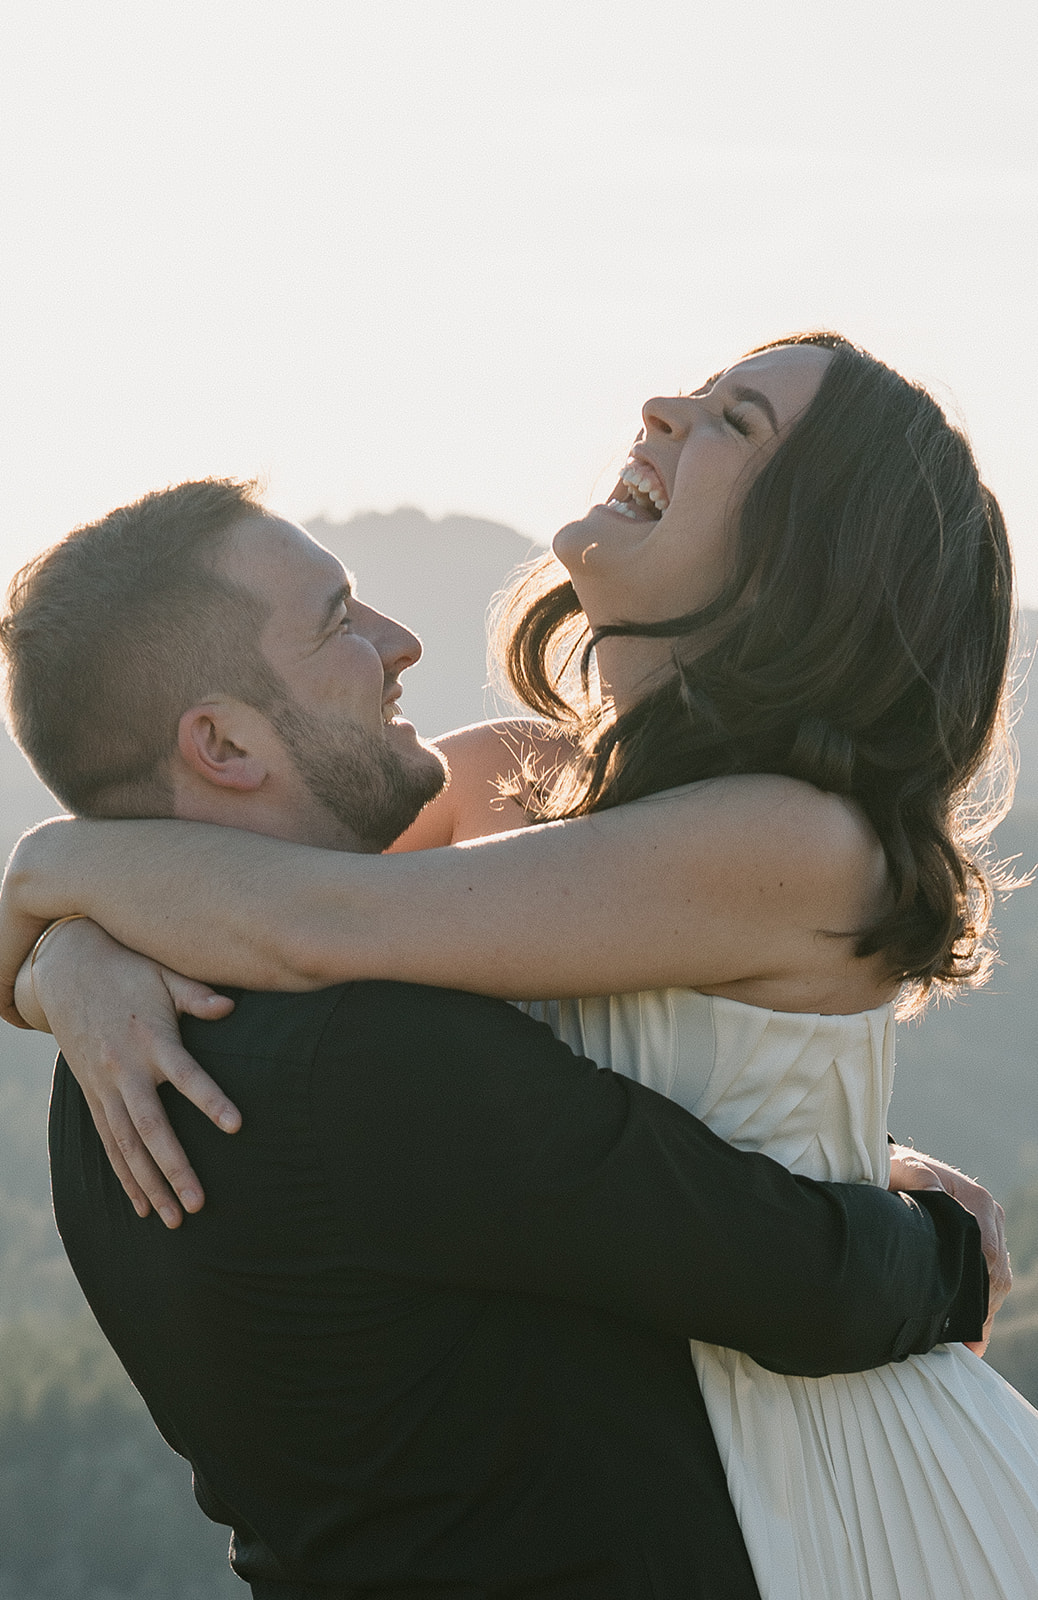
[3,0,1036,599]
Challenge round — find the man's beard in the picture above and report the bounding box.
[269,697,447,852]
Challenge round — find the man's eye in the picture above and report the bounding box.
[723,407,752,437]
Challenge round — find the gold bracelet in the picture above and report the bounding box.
[29,913,89,975]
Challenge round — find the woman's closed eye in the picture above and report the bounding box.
[723,406,753,438]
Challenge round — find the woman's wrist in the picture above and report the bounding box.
[24,913,89,1024]
[14,950,50,1030]
[15,913,110,1032]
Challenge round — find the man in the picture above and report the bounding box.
[0,481,989,1598]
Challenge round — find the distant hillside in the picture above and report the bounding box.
[890,804,1038,1192]
[888,610,1036,1188]
[1009,610,1038,819]
[307,507,541,734]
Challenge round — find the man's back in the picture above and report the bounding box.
[51,980,762,1599]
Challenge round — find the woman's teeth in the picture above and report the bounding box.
[620,464,669,514]
[601,460,669,520]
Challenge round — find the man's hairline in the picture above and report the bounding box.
[90,509,289,819]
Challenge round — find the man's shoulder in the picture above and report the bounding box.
[178,982,349,1064]
[176,981,582,1163]
[179,980,540,1067]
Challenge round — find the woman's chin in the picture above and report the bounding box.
[549,523,605,626]
[551,506,630,581]
[550,515,594,573]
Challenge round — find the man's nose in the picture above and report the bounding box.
[364,607,423,674]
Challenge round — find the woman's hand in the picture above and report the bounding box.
[26,916,241,1228]
[888,1143,1011,1356]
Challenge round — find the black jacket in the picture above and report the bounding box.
[50,981,985,1599]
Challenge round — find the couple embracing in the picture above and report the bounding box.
[2,334,1038,1598]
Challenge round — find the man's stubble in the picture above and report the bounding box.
[270,697,448,854]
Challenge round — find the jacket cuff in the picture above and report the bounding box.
[909,1190,989,1348]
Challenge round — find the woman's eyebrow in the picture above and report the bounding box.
[729,385,779,434]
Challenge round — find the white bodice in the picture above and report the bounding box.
[520,990,894,1186]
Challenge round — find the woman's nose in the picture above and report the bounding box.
[641,395,693,439]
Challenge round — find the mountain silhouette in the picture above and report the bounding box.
[308,508,542,734]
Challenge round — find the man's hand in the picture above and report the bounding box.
[889,1143,1010,1356]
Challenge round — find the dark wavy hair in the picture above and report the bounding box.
[495,334,1016,1012]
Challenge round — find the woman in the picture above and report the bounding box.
[4,334,1038,1597]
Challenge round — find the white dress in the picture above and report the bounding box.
[520,990,1038,1600]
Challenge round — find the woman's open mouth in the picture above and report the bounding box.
[603,460,669,521]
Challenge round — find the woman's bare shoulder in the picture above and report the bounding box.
[390,718,577,850]
[638,773,889,932]
[564,776,889,1010]
[433,716,570,767]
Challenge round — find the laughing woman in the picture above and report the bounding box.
[4,334,1038,1597]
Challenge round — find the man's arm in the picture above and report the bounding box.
[889,1143,1008,1355]
[311,983,986,1376]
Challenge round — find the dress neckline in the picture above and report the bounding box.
[690,989,895,1023]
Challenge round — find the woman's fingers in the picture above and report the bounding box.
[22,919,243,1219]
[166,972,236,1023]
[160,972,242,1133]
[102,1071,199,1227]
[159,1044,243,1136]
[113,1030,243,1220]
[82,1027,237,1223]
[83,1091,160,1222]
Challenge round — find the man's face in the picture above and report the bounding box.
[218,515,447,851]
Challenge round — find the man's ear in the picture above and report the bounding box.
[177,703,269,792]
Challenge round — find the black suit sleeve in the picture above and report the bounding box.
[313,983,985,1376]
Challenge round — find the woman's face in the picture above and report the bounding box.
[553,343,831,698]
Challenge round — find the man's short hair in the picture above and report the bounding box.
[0,478,288,816]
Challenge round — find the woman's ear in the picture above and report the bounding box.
[176,703,269,792]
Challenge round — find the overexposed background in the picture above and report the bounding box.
[2,0,1036,596]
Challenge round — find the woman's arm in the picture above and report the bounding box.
[0,735,887,1223]
[0,717,557,1027]
[1,772,887,1014]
